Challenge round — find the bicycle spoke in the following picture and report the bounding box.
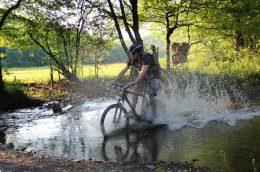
[101,104,129,137]
[113,107,119,122]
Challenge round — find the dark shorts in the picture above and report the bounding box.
[136,78,160,96]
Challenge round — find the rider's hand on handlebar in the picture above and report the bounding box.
[111,80,119,87]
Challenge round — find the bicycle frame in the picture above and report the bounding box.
[116,86,149,117]
[100,84,154,137]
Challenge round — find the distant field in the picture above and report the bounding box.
[2,54,259,85]
[3,63,127,83]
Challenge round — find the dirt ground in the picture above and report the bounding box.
[0,144,210,172]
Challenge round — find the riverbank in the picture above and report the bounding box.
[0,78,115,112]
[0,143,209,172]
[1,76,260,112]
[0,90,43,112]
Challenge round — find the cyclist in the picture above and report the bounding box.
[112,44,161,118]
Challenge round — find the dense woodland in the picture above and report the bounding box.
[0,0,259,95]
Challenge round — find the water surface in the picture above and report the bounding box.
[0,98,259,171]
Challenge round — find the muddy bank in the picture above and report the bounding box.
[0,144,209,172]
[0,90,43,112]
[0,78,114,112]
[25,78,115,104]
[2,77,259,112]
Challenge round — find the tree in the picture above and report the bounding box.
[192,0,259,52]
[0,0,23,94]
[142,0,196,72]
[23,0,94,83]
[1,0,114,84]
[86,0,144,55]
[0,0,23,30]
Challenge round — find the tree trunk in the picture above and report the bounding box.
[130,0,143,44]
[107,0,129,54]
[166,33,171,72]
[29,32,81,83]
[0,0,23,95]
[0,58,4,94]
[74,1,85,76]
[50,65,54,89]
[95,55,98,78]
[151,45,161,71]
[55,57,81,83]
[165,13,175,72]
[119,0,136,44]
[58,70,61,81]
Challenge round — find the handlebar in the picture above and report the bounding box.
[112,83,145,97]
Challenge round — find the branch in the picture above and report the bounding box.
[107,0,128,53]
[192,24,221,30]
[0,0,23,30]
[119,0,136,43]
[177,22,193,28]
[123,0,132,11]
[190,41,207,46]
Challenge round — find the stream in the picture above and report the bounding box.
[0,74,260,171]
[0,98,259,171]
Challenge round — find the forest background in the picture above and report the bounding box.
[0,0,259,109]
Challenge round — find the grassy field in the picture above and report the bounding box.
[3,63,127,83]
[3,52,259,85]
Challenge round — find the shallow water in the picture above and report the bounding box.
[0,97,259,171]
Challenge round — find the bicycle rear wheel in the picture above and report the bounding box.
[100,103,129,137]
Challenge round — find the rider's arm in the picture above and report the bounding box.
[130,65,149,85]
[113,64,130,83]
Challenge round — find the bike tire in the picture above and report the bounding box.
[100,103,129,137]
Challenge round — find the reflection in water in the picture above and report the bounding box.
[102,130,159,162]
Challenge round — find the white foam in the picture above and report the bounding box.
[152,75,259,131]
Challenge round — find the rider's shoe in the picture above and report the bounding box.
[146,113,159,123]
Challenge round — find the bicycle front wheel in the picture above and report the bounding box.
[100,103,129,137]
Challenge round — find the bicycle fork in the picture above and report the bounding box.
[113,100,124,123]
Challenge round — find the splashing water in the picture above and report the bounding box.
[154,73,258,130]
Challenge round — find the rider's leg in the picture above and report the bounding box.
[132,84,139,110]
[150,78,160,116]
[150,95,157,115]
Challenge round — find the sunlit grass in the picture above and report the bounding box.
[3,50,259,85]
[3,66,61,83]
[82,62,127,78]
[3,63,127,84]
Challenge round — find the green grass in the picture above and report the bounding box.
[3,49,259,85]
[4,66,60,83]
[3,63,127,83]
[180,48,260,85]
[82,62,127,78]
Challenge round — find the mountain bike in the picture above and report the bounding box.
[100,83,153,137]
